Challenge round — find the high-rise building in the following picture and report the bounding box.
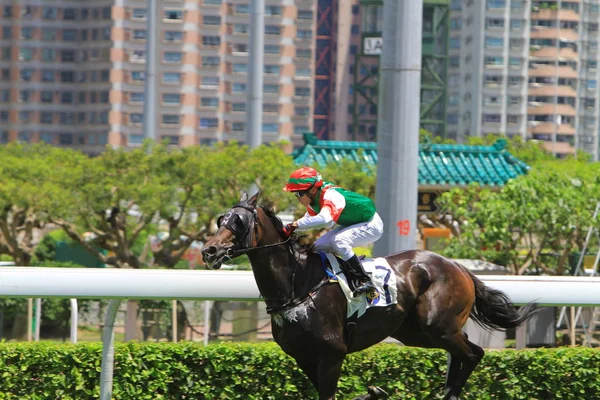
[110,0,315,148]
[0,0,316,152]
[448,0,600,159]
[0,2,113,154]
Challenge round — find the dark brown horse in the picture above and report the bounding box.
[201,192,539,400]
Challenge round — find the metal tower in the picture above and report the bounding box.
[351,0,449,140]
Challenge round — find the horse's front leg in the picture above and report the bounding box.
[316,354,345,400]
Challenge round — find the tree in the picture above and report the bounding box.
[48,141,296,269]
[0,144,82,265]
[437,165,600,275]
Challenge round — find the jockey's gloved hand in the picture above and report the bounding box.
[282,223,297,238]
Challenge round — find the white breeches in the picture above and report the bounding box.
[313,212,384,261]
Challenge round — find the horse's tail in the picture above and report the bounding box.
[464,268,540,331]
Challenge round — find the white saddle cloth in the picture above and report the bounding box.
[324,253,398,319]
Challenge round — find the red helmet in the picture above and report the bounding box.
[283,167,323,192]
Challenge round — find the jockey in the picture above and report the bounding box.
[282,166,384,296]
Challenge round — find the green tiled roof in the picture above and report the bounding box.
[292,133,530,187]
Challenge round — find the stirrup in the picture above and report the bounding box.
[352,280,376,297]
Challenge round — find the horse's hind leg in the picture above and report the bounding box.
[435,331,484,400]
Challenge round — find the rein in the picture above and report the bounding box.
[227,204,331,315]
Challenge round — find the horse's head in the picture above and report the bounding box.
[201,191,261,269]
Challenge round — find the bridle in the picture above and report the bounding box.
[219,203,330,315]
[219,202,291,257]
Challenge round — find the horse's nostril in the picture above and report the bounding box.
[203,246,218,257]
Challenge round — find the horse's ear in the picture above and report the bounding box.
[248,191,261,207]
[239,192,248,202]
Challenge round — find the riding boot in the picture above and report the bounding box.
[346,255,376,296]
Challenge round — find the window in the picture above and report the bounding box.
[40,132,53,143]
[59,133,73,145]
[63,8,76,20]
[262,123,278,133]
[232,83,246,93]
[131,71,145,82]
[297,10,312,20]
[203,35,220,46]
[509,57,521,67]
[486,19,504,29]
[266,6,281,16]
[162,93,181,104]
[40,27,56,40]
[486,0,506,9]
[199,118,218,128]
[61,71,75,82]
[485,36,503,48]
[164,51,182,62]
[201,97,218,107]
[202,76,219,87]
[235,4,249,14]
[264,65,280,74]
[483,114,501,123]
[485,56,503,66]
[296,67,311,77]
[233,63,248,73]
[163,72,181,84]
[132,8,146,19]
[20,69,34,82]
[41,91,53,103]
[510,19,523,30]
[133,29,147,40]
[295,87,310,97]
[264,103,278,113]
[297,49,311,58]
[130,113,143,124]
[234,43,248,53]
[164,30,183,42]
[202,56,220,67]
[263,84,279,93]
[294,126,309,135]
[232,103,246,112]
[162,115,180,125]
[19,48,34,61]
[63,29,77,41]
[234,24,249,34]
[297,30,312,39]
[43,7,57,20]
[129,134,143,145]
[130,92,144,103]
[20,26,33,39]
[203,15,221,25]
[232,122,245,132]
[295,107,310,116]
[164,9,183,21]
[61,50,75,62]
[265,25,281,35]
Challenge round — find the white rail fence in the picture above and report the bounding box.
[1,268,600,400]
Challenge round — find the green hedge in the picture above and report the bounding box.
[0,342,598,399]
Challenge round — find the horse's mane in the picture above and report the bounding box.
[259,202,312,258]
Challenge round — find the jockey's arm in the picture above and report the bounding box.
[296,190,346,230]
[296,208,335,230]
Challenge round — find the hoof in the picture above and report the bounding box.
[368,386,389,399]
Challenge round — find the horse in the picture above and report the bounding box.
[201,192,539,400]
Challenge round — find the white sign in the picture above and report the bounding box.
[363,37,383,56]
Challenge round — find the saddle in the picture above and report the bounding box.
[318,252,398,318]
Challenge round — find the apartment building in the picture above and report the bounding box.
[448,0,600,159]
[0,1,113,154]
[110,0,315,148]
[0,0,315,152]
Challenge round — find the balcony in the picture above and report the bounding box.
[530,28,579,41]
[530,46,578,59]
[530,9,580,22]
[528,65,578,79]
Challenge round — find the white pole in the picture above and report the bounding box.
[373,0,423,255]
[172,299,177,342]
[34,298,41,342]
[246,0,265,150]
[100,299,122,400]
[70,298,78,343]
[204,300,211,346]
[27,298,33,342]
